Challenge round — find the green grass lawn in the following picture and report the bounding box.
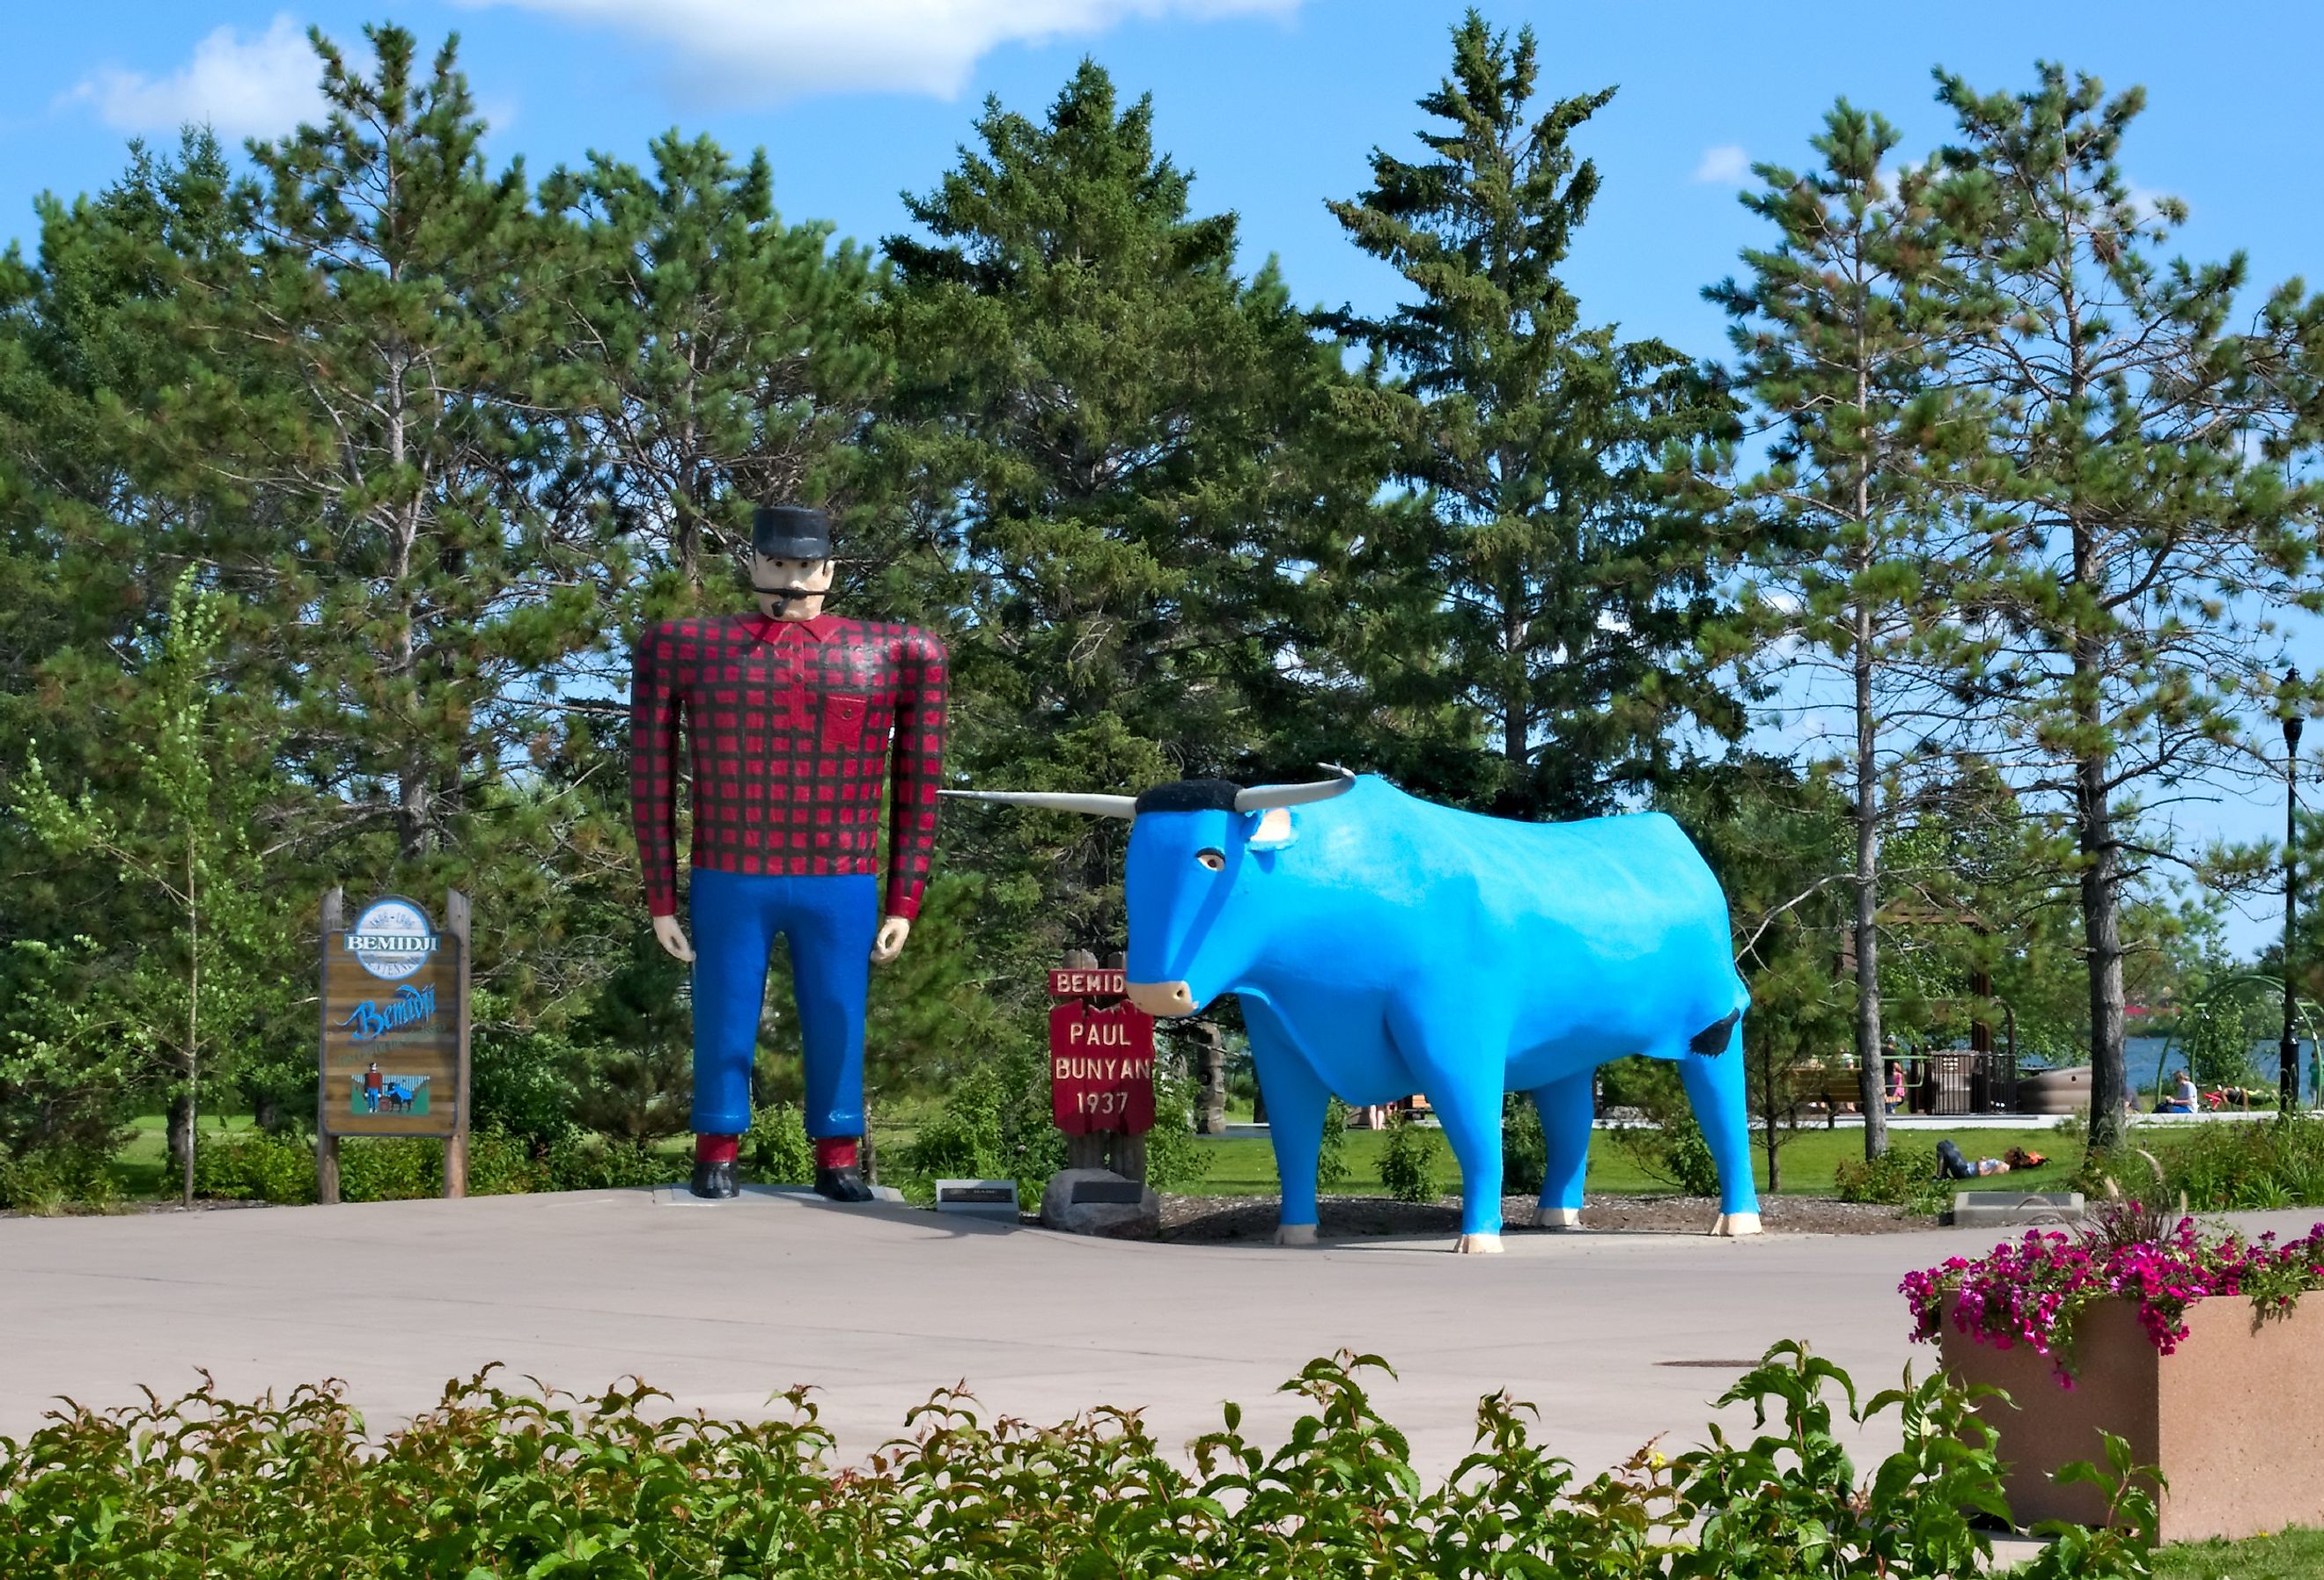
[107,1107,2064,1206]
[1187,1123,2071,1199]
[113,1112,261,1196]
[2155,1525,2324,1578]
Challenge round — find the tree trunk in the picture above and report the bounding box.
[166,1090,194,1187]
[2079,748,2129,1150]
[1852,599,1887,1160]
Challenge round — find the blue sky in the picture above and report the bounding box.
[6,0,2321,952]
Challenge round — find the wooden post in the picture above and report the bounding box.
[1100,950,1144,1180]
[1061,948,1110,1172]
[1188,1020,1226,1135]
[443,890,473,1200]
[316,887,343,1205]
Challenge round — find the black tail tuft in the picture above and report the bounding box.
[1689,1008,1741,1056]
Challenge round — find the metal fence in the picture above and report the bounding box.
[1904,1050,2020,1116]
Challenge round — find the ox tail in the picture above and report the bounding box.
[1688,1007,1742,1057]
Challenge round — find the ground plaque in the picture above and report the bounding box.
[316,887,473,1202]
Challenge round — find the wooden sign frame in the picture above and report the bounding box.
[315,886,473,1202]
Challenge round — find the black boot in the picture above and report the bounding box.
[814,1163,874,1203]
[690,1158,739,1199]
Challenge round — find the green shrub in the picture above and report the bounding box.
[340,1137,442,1202]
[1140,1055,1212,1194]
[466,1128,549,1195]
[2182,998,2263,1091]
[895,1042,1063,1204]
[469,1026,583,1150]
[1502,1093,1546,1197]
[1378,1113,1443,1203]
[192,1129,316,1204]
[1601,1056,1720,1196]
[1317,1097,1352,1190]
[541,1135,687,1191]
[0,1345,2156,1577]
[746,1103,815,1184]
[1664,1122,1719,1198]
[2150,1113,2324,1211]
[1835,1143,1948,1214]
[195,1128,554,1202]
[0,1143,121,1214]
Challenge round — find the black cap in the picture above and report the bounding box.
[751,503,832,561]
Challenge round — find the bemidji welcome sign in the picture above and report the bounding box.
[316,887,474,1200]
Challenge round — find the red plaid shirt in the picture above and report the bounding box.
[629,612,948,920]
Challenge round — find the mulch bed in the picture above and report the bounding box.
[1157,1193,1930,1241]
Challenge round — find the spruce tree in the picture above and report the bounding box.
[1320,11,1739,819]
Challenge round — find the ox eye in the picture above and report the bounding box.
[1196,848,1225,872]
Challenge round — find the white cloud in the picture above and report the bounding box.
[64,14,323,138]
[2125,181,2186,224]
[462,0,1303,102]
[1692,143,1750,187]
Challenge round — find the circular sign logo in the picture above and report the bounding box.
[347,897,438,981]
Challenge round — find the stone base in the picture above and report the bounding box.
[653,1182,905,1206]
[1948,1190,2084,1229]
[1039,1168,1160,1239]
[1942,1294,2324,1541]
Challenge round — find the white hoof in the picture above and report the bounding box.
[1454,1232,1504,1254]
[1710,1211,1762,1238]
[1536,1206,1582,1230]
[1275,1223,1319,1246]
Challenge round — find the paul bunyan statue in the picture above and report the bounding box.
[630,503,947,1201]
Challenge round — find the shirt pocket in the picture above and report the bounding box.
[820,692,869,752]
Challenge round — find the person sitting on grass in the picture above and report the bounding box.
[2156,1068,2198,1114]
[1936,1140,2047,1179]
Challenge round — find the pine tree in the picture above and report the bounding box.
[1708,101,1992,1158]
[1932,63,2324,1148]
[150,26,609,872]
[1319,11,1740,819]
[541,133,887,609]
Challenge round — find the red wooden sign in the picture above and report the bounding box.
[1048,999,1157,1135]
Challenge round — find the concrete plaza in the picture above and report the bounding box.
[4,1191,2320,1481]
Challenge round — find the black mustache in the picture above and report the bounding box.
[752,583,830,600]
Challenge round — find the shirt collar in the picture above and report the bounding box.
[745,612,839,645]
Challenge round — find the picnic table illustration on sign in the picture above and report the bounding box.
[350,1062,431,1116]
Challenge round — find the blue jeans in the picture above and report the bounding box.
[688,868,877,1138]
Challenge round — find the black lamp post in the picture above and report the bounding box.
[2284,666,2305,1113]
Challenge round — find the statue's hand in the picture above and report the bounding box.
[651,913,695,963]
[872,915,911,965]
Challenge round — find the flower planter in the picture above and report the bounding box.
[1939,1292,2324,1542]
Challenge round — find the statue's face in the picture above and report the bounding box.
[752,554,835,598]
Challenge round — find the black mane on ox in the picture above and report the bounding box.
[1133,778,1244,816]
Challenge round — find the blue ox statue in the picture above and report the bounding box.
[946,770,1760,1252]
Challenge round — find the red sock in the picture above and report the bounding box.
[695,1134,739,1166]
[814,1136,859,1171]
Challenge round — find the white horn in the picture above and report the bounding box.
[941,789,1138,820]
[1232,767,1358,813]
